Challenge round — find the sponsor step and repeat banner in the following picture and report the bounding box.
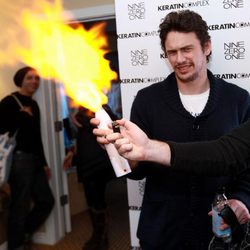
[114,0,250,248]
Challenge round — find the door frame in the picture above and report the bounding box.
[34,3,116,246]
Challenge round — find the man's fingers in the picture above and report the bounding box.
[113,137,131,149]
[106,132,123,143]
[228,199,250,224]
[93,128,109,137]
[96,136,110,145]
[90,117,100,126]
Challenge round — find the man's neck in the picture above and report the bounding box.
[177,74,210,95]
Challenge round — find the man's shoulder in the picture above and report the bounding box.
[214,77,249,96]
[224,82,248,96]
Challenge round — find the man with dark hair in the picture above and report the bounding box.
[124,10,250,249]
[0,66,54,250]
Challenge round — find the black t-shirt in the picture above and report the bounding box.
[0,91,47,166]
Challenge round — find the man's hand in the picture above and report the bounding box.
[208,199,250,230]
[91,118,172,166]
[91,118,150,161]
[90,117,112,146]
[227,199,250,225]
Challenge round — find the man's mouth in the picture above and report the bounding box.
[176,64,191,74]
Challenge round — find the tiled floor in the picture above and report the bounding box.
[34,178,130,250]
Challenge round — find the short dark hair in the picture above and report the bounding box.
[13,66,36,87]
[159,10,211,61]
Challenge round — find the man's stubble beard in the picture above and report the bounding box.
[175,70,199,84]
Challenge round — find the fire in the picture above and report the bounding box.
[2,0,117,111]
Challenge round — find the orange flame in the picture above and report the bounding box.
[7,0,117,111]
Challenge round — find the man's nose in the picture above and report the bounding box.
[176,51,185,63]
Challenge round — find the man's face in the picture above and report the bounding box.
[21,70,40,96]
[164,31,211,83]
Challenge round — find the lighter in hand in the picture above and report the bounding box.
[112,121,120,133]
[95,108,131,177]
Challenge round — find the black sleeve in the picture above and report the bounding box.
[169,119,250,176]
[228,92,250,211]
[0,95,20,135]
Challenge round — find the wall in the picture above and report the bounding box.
[63,0,114,10]
[115,0,250,249]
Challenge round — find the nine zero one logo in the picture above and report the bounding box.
[128,2,145,20]
[158,0,209,11]
[223,0,244,9]
[131,49,148,66]
[224,41,245,60]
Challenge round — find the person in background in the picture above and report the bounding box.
[0,66,54,250]
[93,10,250,250]
[64,104,117,250]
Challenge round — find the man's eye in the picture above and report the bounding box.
[167,51,176,56]
[183,47,192,52]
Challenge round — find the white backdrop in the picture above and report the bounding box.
[114,0,250,248]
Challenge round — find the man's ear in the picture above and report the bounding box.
[204,40,212,57]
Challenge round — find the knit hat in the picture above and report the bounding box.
[13,66,35,87]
